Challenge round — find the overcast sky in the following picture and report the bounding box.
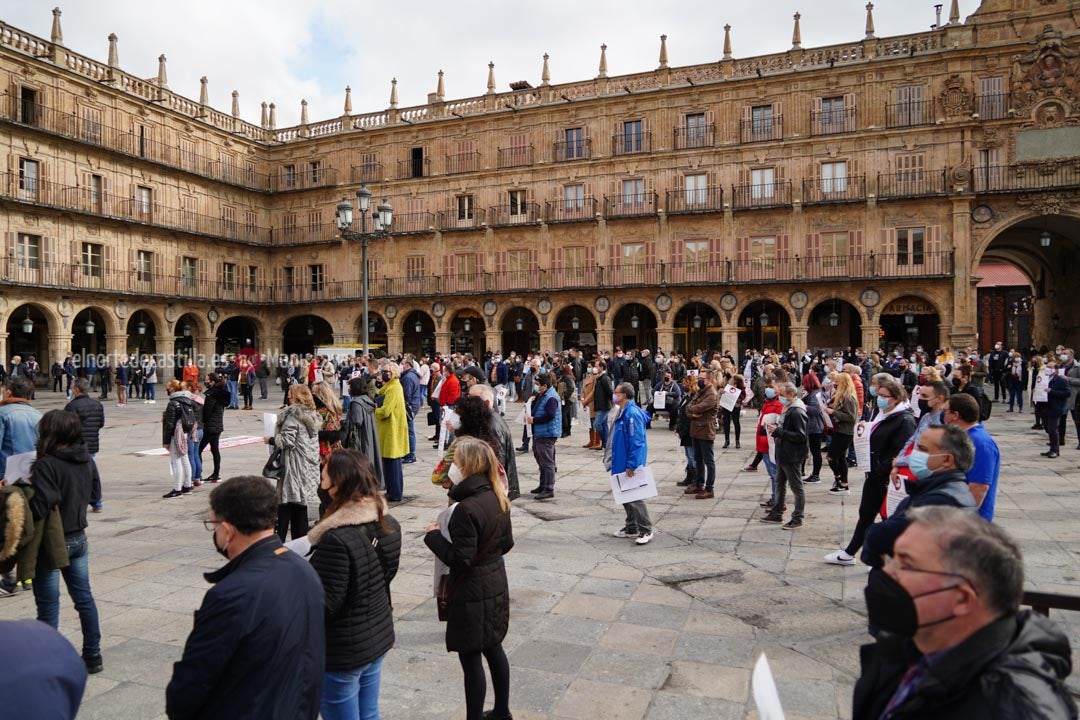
[8,1,977,127]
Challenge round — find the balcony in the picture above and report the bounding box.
[390,211,436,234]
[810,107,857,135]
[972,163,1080,193]
[442,272,487,294]
[667,260,726,285]
[545,197,598,223]
[497,146,534,168]
[975,93,1011,121]
[492,269,545,292]
[600,261,662,287]
[438,207,486,231]
[673,124,715,150]
[666,187,724,214]
[397,157,431,179]
[731,181,793,210]
[350,162,383,184]
[488,202,541,226]
[546,265,600,290]
[877,170,948,198]
[553,138,591,162]
[445,151,481,175]
[886,100,935,128]
[740,116,783,143]
[0,97,271,190]
[612,131,650,156]
[269,166,338,192]
[604,192,657,218]
[271,222,339,247]
[0,173,273,245]
[802,175,866,204]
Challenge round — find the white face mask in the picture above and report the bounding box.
[448,414,462,431]
[448,463,465,485]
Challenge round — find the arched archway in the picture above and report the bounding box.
[500,309,539,356]
[807,299,862,352]
[738,300,790,356]
[450,311,485,357]
[553,305,597,354]
[217,316,261,357]
[71,306,108,370]
[282,315,333,356]
[673,303,721,356]
[126,310,158,357]
[5,303,52,386]
[173,312,202,379]
[880,295,941,354]
[612,303,657,350]
[357,313,389,356]
[403,310,436,359]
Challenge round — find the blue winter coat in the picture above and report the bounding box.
[400,368,424,414]
[610,402,649,475]
[531,386,562,439]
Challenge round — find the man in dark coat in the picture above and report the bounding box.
[167,476,324,720]
[341,377,385,491]
[64,378,106,512]
[199,374,231,482]
[855,506,1076,719]
[763,381,809,529]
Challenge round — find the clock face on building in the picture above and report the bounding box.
[594,296,610,313]
[860,289,881,307]
[789,291,808,309]
[971,204,993,223]
[719,293,737,312]
[432,302,446,318]
[656,294,672,312]
[537,299,553,315]
[483,301,497,317]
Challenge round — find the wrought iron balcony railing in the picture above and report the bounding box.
[665,186,724,214]
[801,175,866,204]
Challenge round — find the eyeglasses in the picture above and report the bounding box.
[881,554,978,596]
[203,519,223,532]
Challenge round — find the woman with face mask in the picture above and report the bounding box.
[308,449,401,720]
[374,362,409,502]
[424,437,514,720]
[825,372,859,495]
[267,383,322,540]
[1005,352,1028,413]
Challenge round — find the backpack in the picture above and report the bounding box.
[178,401,197,434]
[977,389,992,422]
[626,360,641,384]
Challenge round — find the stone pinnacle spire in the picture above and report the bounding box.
[597,44,608,78]
[436,70,445,100]
[390,78,398,108]
[723,25,732,60]
[50,7,63,45]
[658,35,668,69]
[157,54,168,89]
[300,98,309,125]
[199,76,209,106]
[541,53,550,86]
[486,62,496,94]
[865,3,876,40]
[949,0,960,24]
[107,33,119,68]
[792,13,802,50]
[231,90,240,118]
[343,86,352,114]
[268,103,276,130]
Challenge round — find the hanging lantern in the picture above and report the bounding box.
[85,319,96,335]
[1040,231,1052,248]
[306,319,314,336]
[630,313,640,329]
[21,308,33,334]
[692,312,702,329]
[904,310,915,325]
[759,311,770,327]
[136,319,147,335]
[414,317,423,333]
[182,323,191,337]
[515,316,524,331]
[828,310,839,327]
[463,318,472,332]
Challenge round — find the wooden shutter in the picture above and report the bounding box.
[777,234,790,280]
[198,259,208,294]
[928,225,942,269]
[844,93,857,129]
[42,236,55,267]
[153,251,164,292]
[881,228,895,259]
[709,236,722,266]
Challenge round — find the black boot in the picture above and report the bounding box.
[677,467,694,486]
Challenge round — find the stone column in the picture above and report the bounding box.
[722,328,740,356]
[657,328,675,354]
[194,335,217,365]
[597,327,615,353]
[0,332,7,365]
[485,329,501,356]
[949,197,976,349]
[790,324,809,353]
[862,323,881,351]
[386,329,404,357]
[49,332,73,368]
[538,330,556,353]
[105,334,127,362]
[333,333,360,346]
[435,331,452,357]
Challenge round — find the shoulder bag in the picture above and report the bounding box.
[437,512,503,621]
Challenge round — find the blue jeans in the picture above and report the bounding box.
[34,533,101,659]
[683,445,696,469]
[593,410,610,448]
[144,382,156,401]
[189,428,204,480]
[763,453,778,502]
[91,454,102,510]
[321,655,384,720]
[227,380,240,408]
[407,415,417,459]
[692,438,715,490]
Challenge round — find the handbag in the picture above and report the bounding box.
[436,514,503,622]
[426,408,437,426]
[261,447,286,480]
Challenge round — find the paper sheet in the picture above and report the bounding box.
[652,391,668,410]
[433,503,458,595]
[762,413,780,464]
[4,450,35,484]
[752,653,786,720]
[854,420,871,468]
[719,385,741,412]
[438,408,460,454]
[610,466,658,506]
[263,413,277,439]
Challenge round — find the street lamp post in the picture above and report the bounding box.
[336,185,393,356]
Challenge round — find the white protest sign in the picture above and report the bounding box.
[610,466,658,506]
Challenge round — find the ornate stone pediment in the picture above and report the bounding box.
[939,74,971,116]
[1010,25,1079,115]
[1015,187,1080,215]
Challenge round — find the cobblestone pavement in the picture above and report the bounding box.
[2,390,1078,719]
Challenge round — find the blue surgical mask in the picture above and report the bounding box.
[876,396,890,411]
[1061,354,1070,363]
[868,386,878,398]
[906,450,940,480]
[779,396,789,407]
[765,388,777,399]
[823,378,833,387]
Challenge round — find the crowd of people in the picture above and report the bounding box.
[0,338,1078,719]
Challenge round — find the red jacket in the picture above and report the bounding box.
[851,373,864,408]
[755,398,785,453]
[440,373,461,406]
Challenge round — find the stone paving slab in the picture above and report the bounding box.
[3,391,1079,718]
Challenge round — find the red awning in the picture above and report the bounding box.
[976,263,1031,288]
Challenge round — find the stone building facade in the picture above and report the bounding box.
[1,0,1079,374]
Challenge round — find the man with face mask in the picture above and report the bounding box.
[987,341,1009,402]
[607,382,654,544]
[855,506,1076,719]
[167,476,325,720]
[1057,348,1080,450]
[861,425,976,568]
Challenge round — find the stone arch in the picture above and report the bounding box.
[1,300,63,334]
[174,312,210,341]
[877,292,944,353]
[807,297,864,351]
[72,303,121,337]
[126,306,169,338]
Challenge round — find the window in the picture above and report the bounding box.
[19,87,38,125]
[222,262,237,291]
[820,96,845,129]
[897,228,925,266]
[975,148,1003,191]
[283,266,295,296]
[358,152,378,182]
[246,162,257,186]
[897,154,926,191]
[685,173,708,207]
[90,174,103,213]
[136,249,152,282]
[622,178,644,208]
[622,242,645,268]
[137,125,149,158]
[893,85,924,127]
[978,77,1006,119]
[80,242,103,279]
[456,195,474,221]
[244,210,258,235]
[219,153,235,183]
[81,107,102,144]
[283,164,297,189]
[180,195,196,227]
[16,233,40,269]
[406,256,425,280]
[307,210,321,233]
[135,186,152,219]
[751,105,773,136]
[222,206,237,236]
[507,249,529,275]
[564,245,585,280]
[456,253,477,281]
[821,161,848,193]
[685,113,707,147]
[820,232,849,275]
[18,158,38,199]
[410,147,425,178]
[622,120,644,153]
[247,266,258,293]
[182,256,198,290]
[310,161,321,185]
[564,127,584,159]
[309,264,324,292]
[509,190,527,220]
[282,212,298,239]
[684,239,709,273]
[750,236,777,275]
[751,168,775,200]
[180,140,196,169]
[564,184,584,211]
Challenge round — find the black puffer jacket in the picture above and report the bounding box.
[63,394,105,454]
[161,393,197,447]
[424,474,514,653]
[854,611,1077,719]
[29,444,101,534]
[867,407,916,487]
[202,385,230,435]
[308,498,401,672]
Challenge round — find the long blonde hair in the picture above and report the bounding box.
[311,381,342,419]
[831,372,857,410]
[288,383,316,410]
[453,436,510,512]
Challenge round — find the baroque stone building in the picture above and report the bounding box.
[2,0,1079,373]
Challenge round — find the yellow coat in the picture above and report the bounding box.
[374,379,409,459]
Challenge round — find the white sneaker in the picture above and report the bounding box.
[635,532,654,545]
[823,550,856,566]
[613,528,635,539]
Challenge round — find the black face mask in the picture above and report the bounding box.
[917,400,932,416]
[864,567,959,637]
[212,527,230,559]
[697,379,706,390]
[317,486,333,510]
